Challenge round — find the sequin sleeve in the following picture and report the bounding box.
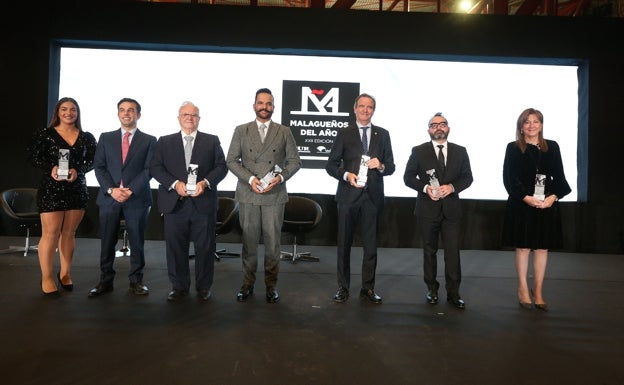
[27,127,56,171]
[73,131,97,174]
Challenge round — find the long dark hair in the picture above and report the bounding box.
[48,97,83,131]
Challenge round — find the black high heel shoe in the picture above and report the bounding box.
[518,289,532,309]
[518,301,533,309]
[57,272,74,291]
[534,303,549,311]
[530,289,548,311]
[41,280,60,297]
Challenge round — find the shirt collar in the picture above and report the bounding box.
[121,128,137,137]
[181,131,197,140]
[256,120,271,128]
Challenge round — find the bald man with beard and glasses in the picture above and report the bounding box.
[404,112,473,310]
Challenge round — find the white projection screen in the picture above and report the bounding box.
[58,46,581,201]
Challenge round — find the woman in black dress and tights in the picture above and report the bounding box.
[502,108,571,311]
[27,97,97,296]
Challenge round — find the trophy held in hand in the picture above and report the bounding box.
[258,164,283,192]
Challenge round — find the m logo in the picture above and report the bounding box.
[187,165,198,176]
[282,80,360,169]
[292,87,350,117]
[58,149,70,160]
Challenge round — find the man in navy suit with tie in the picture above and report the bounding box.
[326,93,395,304]
[89,98,157,297]
[403,112,473,309]
[150,101,228,301]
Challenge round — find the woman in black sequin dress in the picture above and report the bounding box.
[502,108,571,311]
[27,97,97,296]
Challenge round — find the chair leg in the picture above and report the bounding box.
[215,248,240,261]
[0,227,38,256]
[24,228,31,257]
[115,230,131,258]
[23,227,38,257]
[280,235,319,263]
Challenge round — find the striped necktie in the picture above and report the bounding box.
[361,126,369,153]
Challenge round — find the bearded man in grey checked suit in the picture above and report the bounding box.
[226,88,301,304]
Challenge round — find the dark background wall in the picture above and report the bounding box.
[1,0,623,253]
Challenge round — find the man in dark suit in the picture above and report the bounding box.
[150,101,228,301]
[325,93,395,304]
[89,98,156,297]
[226,88,301,304]
[403,112,473,309]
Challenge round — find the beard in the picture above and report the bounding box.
[429,130,447,140]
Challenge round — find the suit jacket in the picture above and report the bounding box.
[403,141,473,220]
[325,123,395,208]
[94,128,156,209]
[226,121,301,205]
[150,131,228,214]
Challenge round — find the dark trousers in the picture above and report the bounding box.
[419,214,462,298]
[163,198,216,292]
[336,192,379,291]
[98,203,149,285]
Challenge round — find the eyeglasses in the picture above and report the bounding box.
[180,113,199,119]
[428,122,448,129]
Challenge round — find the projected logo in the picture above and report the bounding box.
[282,80,359,168]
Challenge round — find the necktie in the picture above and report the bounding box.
[184,135,194,167]
[122,131,131,164]
[437,144,445,171]
[361,126,369,153]
[259,123,267,143]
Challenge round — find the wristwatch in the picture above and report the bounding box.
[107,187,114,195]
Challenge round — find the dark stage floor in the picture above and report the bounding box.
[1,236,623,385]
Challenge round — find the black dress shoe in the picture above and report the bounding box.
[266,287,279,303]
[360,289,382,304]
[236,285,254,302]
[197,289,212,301]
[426,290,439,305]
[333,287,349,303]
[57,272,74,291]
[447,297,466,309]
[129,282,149,295]
[88,283,113,298]
[167,289,189,301]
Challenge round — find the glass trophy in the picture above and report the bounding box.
[426,168,440,198]
[57,149,70,180]
[258,164,282,191]
[534,173,546,201]
[357,155,370,187]
[186,163,198,194]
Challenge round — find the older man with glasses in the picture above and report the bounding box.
[150,101,228,302]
